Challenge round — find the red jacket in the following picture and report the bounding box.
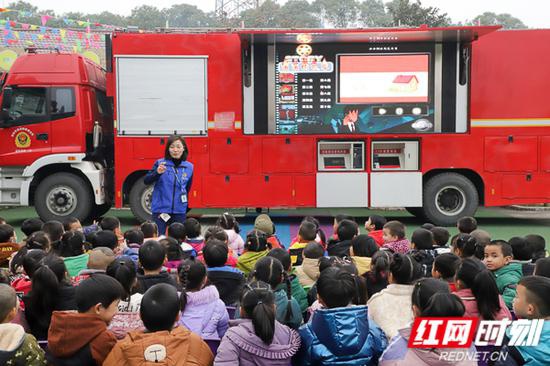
[368,230,385,247]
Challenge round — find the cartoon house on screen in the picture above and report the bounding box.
[390,75,419,93]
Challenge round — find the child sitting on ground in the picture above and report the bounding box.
[72,247,115,284]
[136,240,177,293]
[431,252,460,291]
[103,283,213,365]
[496,276,550,366]
[183,218,205,253]
[203,239,245,306]
[382,221,410,254]
[327,219,358,258]
[251,256,303,329]
[48,274,123,364]
[379,278,476,365]
[140,221,159,241]
[160,237,185,271]
[534,257,550,278]
[525,234,546,262]
[237,230,270,275]
[0,284,46,365]
[350,234,379,276]
[452,233,483,259]
[217,212,245,257]
[457,216,477,234]
[365,215,387,247]
[202,226,238,267]
[167,222,196,258]
[364,250,392,298]
[454,258,511,321]
[509,236,535,276]
[215,281,301,364]
[267,248,308,312]
[295,242,324,288]
[296,267,386,365]
[430,226,451,255]
[483,240,522,309]
[177,259,229,339]
[289,221,318,265]
[254,214,283,249]
[59,230,89,277]
[408,228,436,277]
[367,253,423,340]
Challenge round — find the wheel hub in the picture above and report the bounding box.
[435,186,466,216]
[47,187,77,215]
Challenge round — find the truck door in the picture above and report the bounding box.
[0,86,51,166]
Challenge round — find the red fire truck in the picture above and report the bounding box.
[1,26,549,226]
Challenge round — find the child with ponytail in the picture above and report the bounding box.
[23,254,77,340]
[380,278,476,365]
[251,256,303,329]
[367,253,423,340]
[236,229,270,275]
[215,281,301,365]
[217,212,244,257]
[455,257,511,320]
[177,258,229,339]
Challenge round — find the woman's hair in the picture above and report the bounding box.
[26,231,50,251]
[370,250,392,283]
[178,259,206,291]
[433,253,461,280]
[317,266,358,308]
[58,231,85,257]
[251,256,293,325]
[535,257,550,278]
[106,257,137,303]
[456,257,502,320]
[164,135,188,161]
[245,230,268,252]
[241,281,276,344]
[27,255,68,324]
[217,212,240,234]
[412,278,465,317]
[390,253,423,285]
[351,234,379,257]
[160,237,184,262]
[453,233,483,259]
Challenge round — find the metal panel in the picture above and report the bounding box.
[316,173,368,207]
[116,56,208,136]
[267,44,276,134]
[370,172,422,207]
[243,44,255,135]
[434,43,442,132]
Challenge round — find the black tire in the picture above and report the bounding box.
[422,173,478,226]
[129,176,153,223]
[34,173,93,222]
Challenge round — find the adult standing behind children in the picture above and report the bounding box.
[144,136,194,237]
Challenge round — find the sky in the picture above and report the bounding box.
[7,0,550,28]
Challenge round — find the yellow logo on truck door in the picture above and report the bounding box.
[15,131,31,148]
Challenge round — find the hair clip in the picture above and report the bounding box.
[257,300,263,305]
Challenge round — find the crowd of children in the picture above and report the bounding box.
[0,212,549,365]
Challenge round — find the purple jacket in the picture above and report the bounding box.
[215,319,300,365]
[178,285,229,339]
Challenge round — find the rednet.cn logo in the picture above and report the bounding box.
[409,318,544,348]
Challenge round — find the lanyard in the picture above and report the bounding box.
[172,165,186,192]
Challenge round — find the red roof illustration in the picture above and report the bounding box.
[393,75,418,84]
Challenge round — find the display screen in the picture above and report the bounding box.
[338,54,429,104]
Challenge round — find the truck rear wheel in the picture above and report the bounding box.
[34,173,93,222]
[129,177,153,223]
[422,173,478,226]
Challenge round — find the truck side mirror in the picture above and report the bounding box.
[0,87,13,127]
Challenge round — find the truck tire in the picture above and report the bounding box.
[129,177,153,223]
[422,173,478,226]
[34,173,93,222]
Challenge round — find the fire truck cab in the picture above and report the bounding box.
[0,51,113,221]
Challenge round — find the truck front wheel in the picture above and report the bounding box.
[422,173,479,226]
[34,173,93,222]
[129,177,153,223]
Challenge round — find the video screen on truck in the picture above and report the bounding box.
[337,54,429,104]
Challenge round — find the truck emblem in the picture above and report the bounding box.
[15,131,31,148]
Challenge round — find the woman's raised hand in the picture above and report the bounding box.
[157,162,167,174]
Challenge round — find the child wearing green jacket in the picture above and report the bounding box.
[483,240,522,309]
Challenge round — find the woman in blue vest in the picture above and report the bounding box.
[144,136,193,236]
